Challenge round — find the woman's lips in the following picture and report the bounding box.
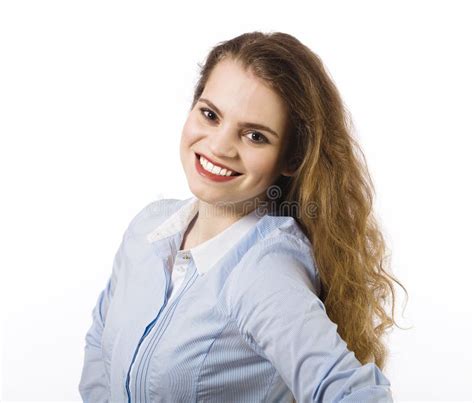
[196,153,241,175]
[194,153,242,182]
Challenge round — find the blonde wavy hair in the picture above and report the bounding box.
[190,31,408,377]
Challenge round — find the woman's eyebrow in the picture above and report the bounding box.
[198,97,280,138]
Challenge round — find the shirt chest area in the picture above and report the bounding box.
[101,246,253,401]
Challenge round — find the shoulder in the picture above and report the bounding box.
[253,214,317,277]
[116,197,188,262]
[224,214,322,313]
[125,197,187,238]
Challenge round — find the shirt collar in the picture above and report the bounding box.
[146,196,262,275]
[146,197,199,244]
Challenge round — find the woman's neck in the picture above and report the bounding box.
[180,197,263,251]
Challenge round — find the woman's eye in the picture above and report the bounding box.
[246,131,269,144]
[199,107,268,144]
[200,108,217,121]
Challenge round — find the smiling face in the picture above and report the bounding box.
[180,57,293,211]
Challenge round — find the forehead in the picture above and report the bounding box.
[201,58,288,133]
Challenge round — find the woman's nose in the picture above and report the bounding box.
[208,126,238,159]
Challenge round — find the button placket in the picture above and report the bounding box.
[174,252,191,275]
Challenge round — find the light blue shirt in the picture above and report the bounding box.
[160,197,262,303]
[79,197,393,402]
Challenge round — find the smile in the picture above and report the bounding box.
[194,153,242,182]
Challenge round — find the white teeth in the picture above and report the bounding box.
[199,155,235,176]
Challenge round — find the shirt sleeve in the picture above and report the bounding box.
[227,238,393,402]
[78,201,157,402]
[78,234,125,403]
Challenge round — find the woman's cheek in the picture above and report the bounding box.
[250,151,279,175]
[181,121,197,144]
[184,115,207,142]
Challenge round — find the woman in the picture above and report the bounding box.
[79,31,405,402]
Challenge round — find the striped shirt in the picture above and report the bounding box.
[79,196,393,402]
[163,197,261,303]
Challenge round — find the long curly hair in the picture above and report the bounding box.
[190,31,408,374]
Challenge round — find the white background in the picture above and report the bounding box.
[1,1,472,402]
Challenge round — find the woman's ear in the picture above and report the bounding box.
[280,158,298,177]
[280,128,299,177]
[281,168,295,177]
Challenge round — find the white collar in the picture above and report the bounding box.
[146,196,261,274]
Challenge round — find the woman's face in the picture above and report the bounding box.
[180,58,292,208]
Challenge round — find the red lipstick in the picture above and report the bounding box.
[194,153,242,183]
